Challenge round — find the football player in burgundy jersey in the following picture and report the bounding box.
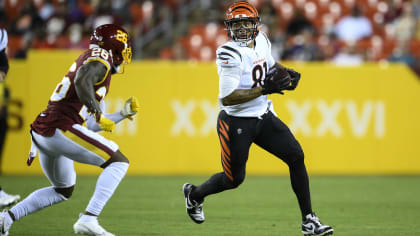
[182,2,333,236]
[0,24,138,236]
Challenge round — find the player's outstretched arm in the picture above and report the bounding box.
[84,97,140,132]
[120,96,139,120]
[75,61,115,132]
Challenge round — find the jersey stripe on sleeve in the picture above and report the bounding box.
[217,52,236,60]
[221,45,242,61]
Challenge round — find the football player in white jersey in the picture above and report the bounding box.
[182,2,333,235]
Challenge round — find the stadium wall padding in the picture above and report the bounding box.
[2,50,420,175]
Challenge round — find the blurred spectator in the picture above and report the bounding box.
[286,9,316,37]
[85,0,120,30]
[13,34,31,59]
[332,41,364,66]
[133,0,175,59]
[38,0,55,22]
[383,0,403,24]
[259,3,278,32]
[393,2,416,42]
[0,0,419,67]
[282,29,324,61]
[42,2,68,48]
[110,0,132,25]
[9,1,43,39]
[388,40,418,71]
[67,23,89,49]
[318,33,342,60]
[171,40,187,60]
[334,5,372,42]
[412,0,420,18]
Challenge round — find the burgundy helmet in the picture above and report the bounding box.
[90,24,132,65]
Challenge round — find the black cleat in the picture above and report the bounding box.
[182,183,205,224]
[302,213,334,236]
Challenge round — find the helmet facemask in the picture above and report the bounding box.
[112,45,132,74]
[122,46,132,65]
[112,30,132,74]
[225,18,259,46]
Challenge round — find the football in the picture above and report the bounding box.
[271,64,292,89]
[276,65,292,81]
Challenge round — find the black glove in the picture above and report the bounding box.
[261,64,291,95]
[284,68,301,90]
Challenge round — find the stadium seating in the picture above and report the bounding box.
[3,0,419,62]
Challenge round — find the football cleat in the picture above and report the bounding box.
[0,190,20,208]
[0,211,12,236]
[182,183,205,224]
[73,214,115,236]
[302,213,334,236]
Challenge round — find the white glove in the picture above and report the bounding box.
[121,96,139,120]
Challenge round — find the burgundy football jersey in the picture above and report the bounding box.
[31,48,114,136]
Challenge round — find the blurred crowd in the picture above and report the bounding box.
[1,0,420,73]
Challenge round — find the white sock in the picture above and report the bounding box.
[85,162,129,215]
[2,211,13,227]
[79,214,97,223]
[10,186,67,221]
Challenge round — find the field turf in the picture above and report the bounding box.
[0,176,419,236]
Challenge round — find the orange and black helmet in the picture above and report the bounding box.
[224,1,260,45]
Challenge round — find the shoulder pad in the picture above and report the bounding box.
[83,48,112,72]
[258,32,271,49]
[216,44,242,67]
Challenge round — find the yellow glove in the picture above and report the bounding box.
[121,96,139,120]
[98,114,115,132]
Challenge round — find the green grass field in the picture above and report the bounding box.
[1,176,419,236]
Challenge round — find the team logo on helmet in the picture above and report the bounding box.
[224,1,260,46]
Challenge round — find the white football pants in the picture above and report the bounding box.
[31,124,119,187]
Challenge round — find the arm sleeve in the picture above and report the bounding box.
[216,45,242,98]
[218,66,241,98]
[84,100,126,132]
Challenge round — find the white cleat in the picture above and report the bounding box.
[0,211,12,236]
[73,214,115,236]
[0,191,20,208]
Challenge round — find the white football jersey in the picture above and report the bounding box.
[216,32,276,117]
